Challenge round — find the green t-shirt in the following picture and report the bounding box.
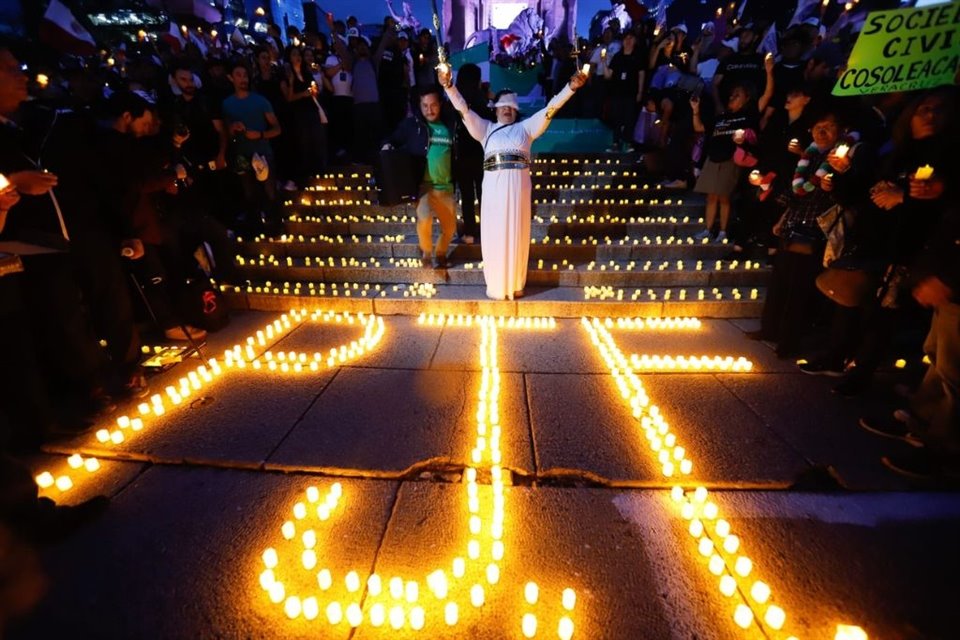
[423,121,453,191]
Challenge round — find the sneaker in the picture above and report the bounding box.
[435,254,449,269]
[715,230,728,243]
[164,325,208,341]
[881,449,939,481]
[858,414,924,447]
[661,178,688,189]
[692,229,712,242]
[281,180,298,191]
[798,358,846,377]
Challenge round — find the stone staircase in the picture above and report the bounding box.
[223,153,769,317]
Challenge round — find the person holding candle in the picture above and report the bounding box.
[438,64,587,299]
[830,88,955,397]
[281,45,327,186]
[758,109,846,358]
[690,53,775,244]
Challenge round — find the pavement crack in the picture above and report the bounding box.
[522,373,541,479]
[262,367,341,464]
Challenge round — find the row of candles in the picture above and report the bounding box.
[285,213,697,226]
[584,286,759,302]
[33,311,377,494]
[582,317,843,638]
[235,253,762,273]
[288,198,693,209]
[227,281,438,299]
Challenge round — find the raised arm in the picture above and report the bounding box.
[523,70,586,139]
[757,53,776,114]
[444,83,491,143]
[438,66,490,143]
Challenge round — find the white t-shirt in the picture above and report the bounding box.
[324,54,353,97]
[589,41,621,75]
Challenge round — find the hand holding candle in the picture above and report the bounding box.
[733,129,745,144]
[788,138,802,154]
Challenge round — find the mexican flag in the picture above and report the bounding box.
[39,0,97,56]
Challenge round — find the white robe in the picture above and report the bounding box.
[446,84,576,300]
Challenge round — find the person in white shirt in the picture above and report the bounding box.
[439,65,587,299]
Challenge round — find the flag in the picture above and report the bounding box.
[736,0,748,22]
[39,0,97,56]
[758,24,777,57]
[162,22,186,53]
[188,30,208,56]
[789,0,820,27]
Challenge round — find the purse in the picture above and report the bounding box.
[782,231,822,255]
[815,258,880,307]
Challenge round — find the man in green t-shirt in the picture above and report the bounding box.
[383,87,457,268]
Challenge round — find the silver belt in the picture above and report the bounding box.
[483,153,530,171]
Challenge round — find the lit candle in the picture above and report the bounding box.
[834,143,850,158]
[36,73,49,88]
[914,164,934,180]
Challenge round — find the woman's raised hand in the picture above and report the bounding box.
[437,63,452,88]
[569,69,587,91]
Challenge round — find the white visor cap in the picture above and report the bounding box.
[493,92,520,110]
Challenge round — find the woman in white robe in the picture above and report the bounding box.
[440,67,587,300]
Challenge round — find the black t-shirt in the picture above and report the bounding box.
[770,60,805,111]
[162,92,222,165]
[758,109,813,191]
[608,50,643,98]
[704,108,759,163]
[716,52,765,99]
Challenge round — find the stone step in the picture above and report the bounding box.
[237,238,739,261]
[233,258,769,288]
[280,217,707,239]
[225,284,764,319]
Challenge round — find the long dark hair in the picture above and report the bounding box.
[891,87,956,148]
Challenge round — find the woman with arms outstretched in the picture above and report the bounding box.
[439,65,587,300]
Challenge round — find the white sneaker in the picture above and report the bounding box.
[281,180,298,191]
[715,230,728,243]
[692,229,712,241]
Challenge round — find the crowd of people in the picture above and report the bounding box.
[0,3,958,550]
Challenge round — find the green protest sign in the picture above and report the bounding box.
[834,2,960,96]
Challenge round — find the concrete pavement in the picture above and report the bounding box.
[12,310,960,639]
